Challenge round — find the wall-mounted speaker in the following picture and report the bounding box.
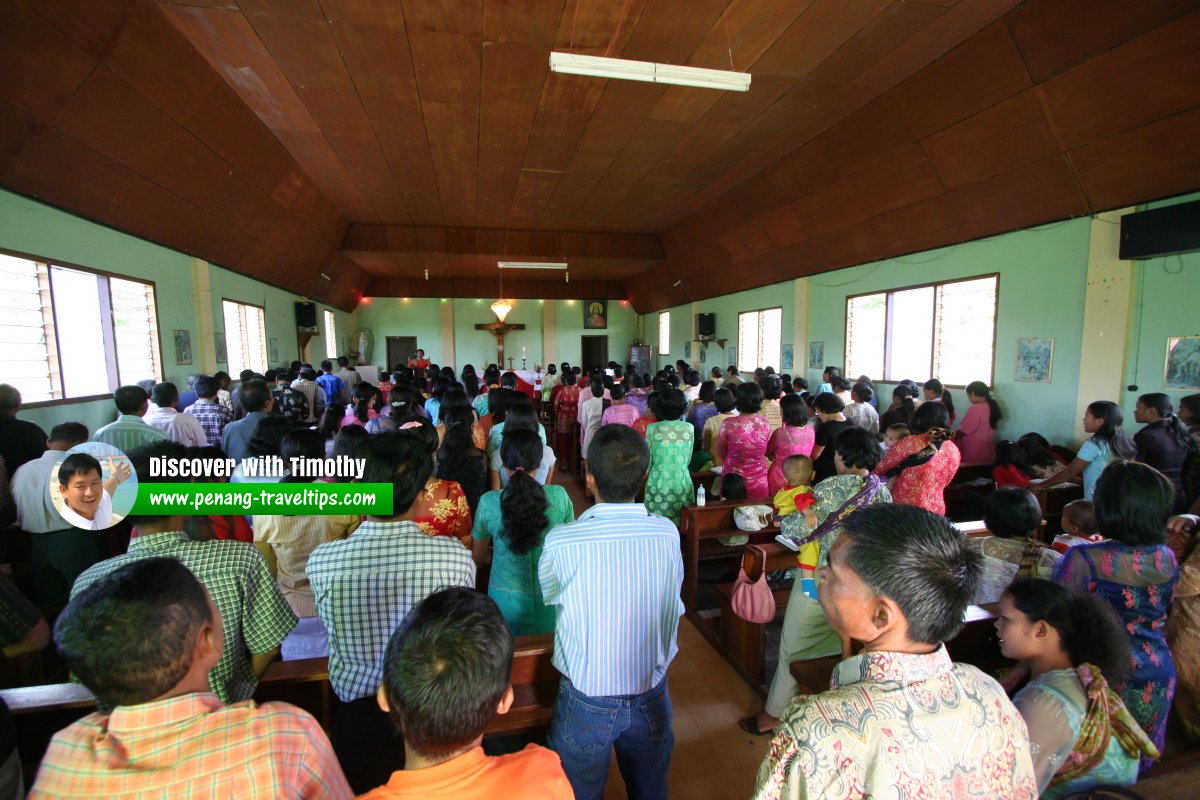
[1120,198,1200,260]
[295,301,318,331]
[697,313,715,337]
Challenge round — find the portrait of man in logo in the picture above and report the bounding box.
[53,449,133,530]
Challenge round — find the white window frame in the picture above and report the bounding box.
[658,311,670,356]
[0,249,162,407]
[221,298,268,377]
[323,309,337,360]
[737,307,783,372]
[844,273,998,387]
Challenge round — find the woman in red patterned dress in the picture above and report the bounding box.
[873,400,961,515]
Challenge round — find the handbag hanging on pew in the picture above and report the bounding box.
[730,545,776,624]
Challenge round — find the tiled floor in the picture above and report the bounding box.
[550,468,770,799]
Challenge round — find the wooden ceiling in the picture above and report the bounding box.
[1,0,1198,312]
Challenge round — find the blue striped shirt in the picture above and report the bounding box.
[539,503,684,697]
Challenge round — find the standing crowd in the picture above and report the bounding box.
[0,355,1197,799]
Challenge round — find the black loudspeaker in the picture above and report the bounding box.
[697,313,715,337]
[1119,198,1200,260]
[295,301,317,331]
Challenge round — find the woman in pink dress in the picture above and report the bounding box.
[599,384,640,428]
[956,380,1002,464]
[716,382,772,500]
[874,400,961,515]
[766,395,816,495]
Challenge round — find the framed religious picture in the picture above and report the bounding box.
[1015,337,1054,383]
[684,340,692,359]
[269,337,280,364]
[173,329,192,365]
[808,341,824,369]
[583,299,607,329]
[782,344,794,371]
[214,332,227,364]
[1165,336,1200,390]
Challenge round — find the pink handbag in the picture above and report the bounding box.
[730,545,776,624]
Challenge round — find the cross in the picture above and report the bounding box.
[475,320,525,366]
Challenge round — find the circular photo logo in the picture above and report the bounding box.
[48,443,137,530]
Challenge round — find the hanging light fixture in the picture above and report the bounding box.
[490,256,513,322]
[490,297,513,322]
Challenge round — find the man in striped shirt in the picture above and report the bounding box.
[92,385,169,452]
[308,433,475,792]
[540,423,684,800]
[30,557,351,799]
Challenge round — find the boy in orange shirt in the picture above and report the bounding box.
[360,588,572,800]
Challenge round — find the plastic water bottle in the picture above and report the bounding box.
[696,485,706,507]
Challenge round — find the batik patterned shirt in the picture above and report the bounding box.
[752,645,1038,800]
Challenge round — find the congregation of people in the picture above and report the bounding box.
[0,354,1198,799]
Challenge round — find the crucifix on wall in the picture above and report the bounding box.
[475,320,525,367]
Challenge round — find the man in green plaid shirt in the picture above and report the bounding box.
[72,441,296,703]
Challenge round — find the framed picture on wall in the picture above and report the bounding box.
[782,344,794,371]
[1015,337,1054,382]
[269,337,280,364]
[1165,336,1200,390]
[173,329,192,365]
[214,332,227,364]
[684,340,691,359]
[584,300,607,329]
[808,341,824,369]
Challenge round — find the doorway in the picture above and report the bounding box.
[580,335,608,371]
[386,336,418,372]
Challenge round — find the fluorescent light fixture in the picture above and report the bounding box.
[549,52,750,92]
[497,261,569,270]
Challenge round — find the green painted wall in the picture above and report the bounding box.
[803,220,1093,445]
[0,189,353,436]
[550,299,638,369]
[352,296,639,371]
[642,220,1095,444]
[351,297,445,365]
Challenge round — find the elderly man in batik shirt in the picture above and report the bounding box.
[752,504,1038,800]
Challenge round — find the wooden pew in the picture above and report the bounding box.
[1029,482,1084,537]
[678,500,779,614]
[789,603,1008,696]
[714,543,797,687]
[1,634,560,777]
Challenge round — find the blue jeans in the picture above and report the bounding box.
[549,677,674,800]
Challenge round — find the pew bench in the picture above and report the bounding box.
[678,500,779,614]
[1,634,559,779]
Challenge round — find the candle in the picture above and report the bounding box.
[522,346,527,359]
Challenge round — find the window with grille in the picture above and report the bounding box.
[324,309,337,360]
[0,252,160,404]
[222,299,268,376]
[658,311,670,356]
[844,274,997,386]
[737,307,782,372]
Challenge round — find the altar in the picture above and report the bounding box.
[510,369,543,388]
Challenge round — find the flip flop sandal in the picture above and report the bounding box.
[737,715,775,737]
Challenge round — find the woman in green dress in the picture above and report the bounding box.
[644,387,695,525]
[471,428,574,635]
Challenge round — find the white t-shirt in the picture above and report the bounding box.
[59,488,113,530]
